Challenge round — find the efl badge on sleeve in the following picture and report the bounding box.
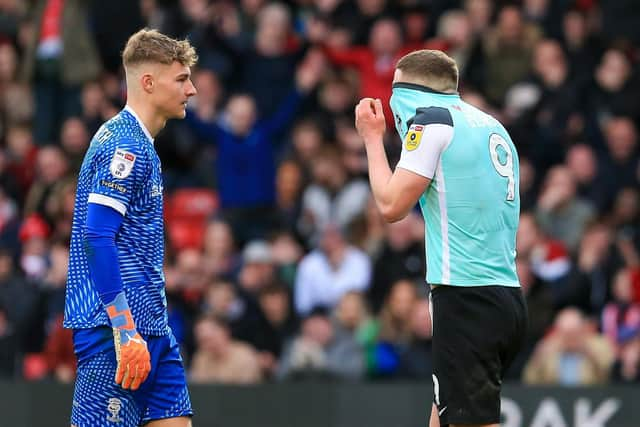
[110,149,136,179]
[405,124,424,151]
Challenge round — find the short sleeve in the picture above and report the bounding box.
[396,106,454,179]
[88,139,149,215]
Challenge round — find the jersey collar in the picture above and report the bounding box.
[124,105,155,145]
[392,82,459,96]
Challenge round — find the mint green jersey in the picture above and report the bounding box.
[390,83,520,287]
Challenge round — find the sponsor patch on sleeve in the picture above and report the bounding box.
[404,124,424,151]
[109,149,136,179]
[100,179,127,193]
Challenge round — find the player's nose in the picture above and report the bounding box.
[186,80,197,97]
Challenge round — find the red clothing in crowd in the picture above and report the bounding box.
[323,45,413,128]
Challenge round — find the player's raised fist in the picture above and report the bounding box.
[355,98,386,143]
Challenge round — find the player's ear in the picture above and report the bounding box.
[140,73,154,94]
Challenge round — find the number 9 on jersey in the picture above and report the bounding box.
[489,133,515,202]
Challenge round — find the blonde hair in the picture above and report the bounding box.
[396,49,459,92]
[122,28,198,69]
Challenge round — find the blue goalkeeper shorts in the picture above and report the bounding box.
[70,327,193,426]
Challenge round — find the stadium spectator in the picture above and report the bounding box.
[254,282,298,378]
[524,308,614,385]
[189,67,223,122]
[602,268,640,352]
[368,212,424,314]
[58,117,89,173]
[20,0,101,143]
[517,212,571,286]
[236,2,307,118]
[480,5,541,106]
[190,315,263,384]
[561,7,602,81]
[287,118,326,173]
[202,218,241,280]
[610,333,640,383]
[273,159,305,236]
[277,305,364,381]
[299,146,370,244]
[0,247,39,356]
[395,296,433,380]
[602,117,639,196]
[431,9,476,75]
[368,279,419,377]
[0,42,17,88]
[294,223,371,316]
[565,144,613,213]
[401,5,431,52]
[336,125,368,180]
[202,280,244,330]
[23,145,70,226]
[268,230,303,288]
[586,48,640,134]
[536,165,595,252]
[79,81,112,136]
[5,124,38,198]
[463,0,493,37]
[185,51,323,242]
[0,0,25,46]
[317,17,409,128]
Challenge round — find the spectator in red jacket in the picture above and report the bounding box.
[317,17,409,128]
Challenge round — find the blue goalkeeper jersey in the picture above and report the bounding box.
[64,106,170,336]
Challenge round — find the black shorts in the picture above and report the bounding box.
[430,285,527,426]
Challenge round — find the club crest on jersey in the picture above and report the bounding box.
[110,149,136,179]
[405,124,424,151]
[106,397,122,423]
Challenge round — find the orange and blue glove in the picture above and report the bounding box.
[106,292,151,391]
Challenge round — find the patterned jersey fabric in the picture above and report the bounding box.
[64,106,170,336]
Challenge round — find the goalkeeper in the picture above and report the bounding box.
[64,29,197,427]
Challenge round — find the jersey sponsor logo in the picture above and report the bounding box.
[100,179,127,193]
[110,149,136,179]
[405,124,424,151]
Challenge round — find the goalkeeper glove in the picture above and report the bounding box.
[106,292,151,391]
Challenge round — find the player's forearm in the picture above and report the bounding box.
[85,222,141,353]
[84,203,139,334]
[364,136,396,221]
[84,203,127,306]
[85,232,138,335]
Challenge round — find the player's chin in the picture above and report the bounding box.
[173,106,187,119]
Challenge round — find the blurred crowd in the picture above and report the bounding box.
[0,0,639,387]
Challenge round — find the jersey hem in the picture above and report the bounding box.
[428,281,520,288]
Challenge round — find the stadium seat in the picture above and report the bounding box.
[164,189,218,250]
